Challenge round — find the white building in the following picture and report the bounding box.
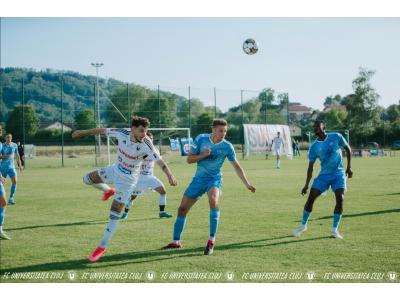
[40,121,72,132]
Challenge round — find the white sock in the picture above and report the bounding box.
[93,183,111,192]
[0,225,3,232]
[99,211,120,248]
[159,194,167,206]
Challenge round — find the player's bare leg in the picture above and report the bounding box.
[293,188,321,237]
[162,195,197,249]
[83,170,115,201]
[204,187,221,255]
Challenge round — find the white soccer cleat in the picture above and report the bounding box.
[292,224,307,237]
[330,229,343,239]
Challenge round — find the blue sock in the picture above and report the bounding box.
[10,184,17,198]
[173,215,186,241]
[333,213,342,230]
[0,207,4,226]
[301,210,311,225]
[209,208,220,240]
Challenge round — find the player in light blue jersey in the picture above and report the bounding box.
[0,126,11,239]
[293,120,353,239]
[162,119,256,255]
[1,133,23,206]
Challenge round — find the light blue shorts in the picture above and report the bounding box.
[1,167,17,179]
[311,172,346,193]
[184,176,222,200]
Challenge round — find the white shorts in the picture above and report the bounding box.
[274,149,281,156]
[131,175,164,196]
[97,165,138,205]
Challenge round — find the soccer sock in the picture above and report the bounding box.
[173,215,186,241]
[0,207,5,227]
[209,208,220,241]
[10,184,17,198]
[159,194,166,206]
[93,183,110,192]
[301,210,311,225]
[277,160,281,168]
[99,210,120,248]
[83,174,110,192]
[332,213,342,230]
[159,205,165,212]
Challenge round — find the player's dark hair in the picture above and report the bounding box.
[131,116,150,128]
[212,119,228,127]
[314,120,326,128]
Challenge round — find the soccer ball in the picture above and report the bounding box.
[242,38,258,55]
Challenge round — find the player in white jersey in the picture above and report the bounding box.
[121,132,173,220]
[270,131,285,169]
[72,116,177,262]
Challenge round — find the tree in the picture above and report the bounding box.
[75,109,95,130]
[323,94,343,107]
[5,105,39,141]
[317,109,348,130]
[192,112,214,137]
[259,88,275,111]
[346,68,380,144]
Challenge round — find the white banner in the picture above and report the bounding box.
[243,124,293,159]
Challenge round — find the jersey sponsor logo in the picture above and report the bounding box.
[117,163,132,175]
[118,148,140,160]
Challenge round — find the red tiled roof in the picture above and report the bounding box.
[288,105,310,112]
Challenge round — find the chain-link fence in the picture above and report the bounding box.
[1,73,292,167]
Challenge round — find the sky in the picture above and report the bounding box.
[1,17,400,112]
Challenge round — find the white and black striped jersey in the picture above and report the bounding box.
[106,128,161,181]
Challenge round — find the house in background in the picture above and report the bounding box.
[280,104,312,123]
[289,124,302,137]
[40,121,72,132]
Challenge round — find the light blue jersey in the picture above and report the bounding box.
[309,133,348,193]
[184,134,236,199]
[190,133,236,179]
[308,133,348,175]
[1,142,18,170]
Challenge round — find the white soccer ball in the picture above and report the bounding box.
[242,38,258,55]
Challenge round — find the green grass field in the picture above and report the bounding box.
[1,153,399,283]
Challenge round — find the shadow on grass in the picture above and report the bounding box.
[7,217,159,231]
[0,235,330,274]
[312,208,400,221]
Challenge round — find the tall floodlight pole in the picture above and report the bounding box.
[91,63,104,163]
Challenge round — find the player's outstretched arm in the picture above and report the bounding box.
[72,128,107,138]
[301,162,314,195]
[344,144,353,178]
[230,160,256,193]
[186,148,211,164]
[156,159,178,186]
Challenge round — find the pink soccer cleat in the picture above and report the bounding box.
[88,246,106,263]
[161,241,183,250]
[101,188,116,201]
